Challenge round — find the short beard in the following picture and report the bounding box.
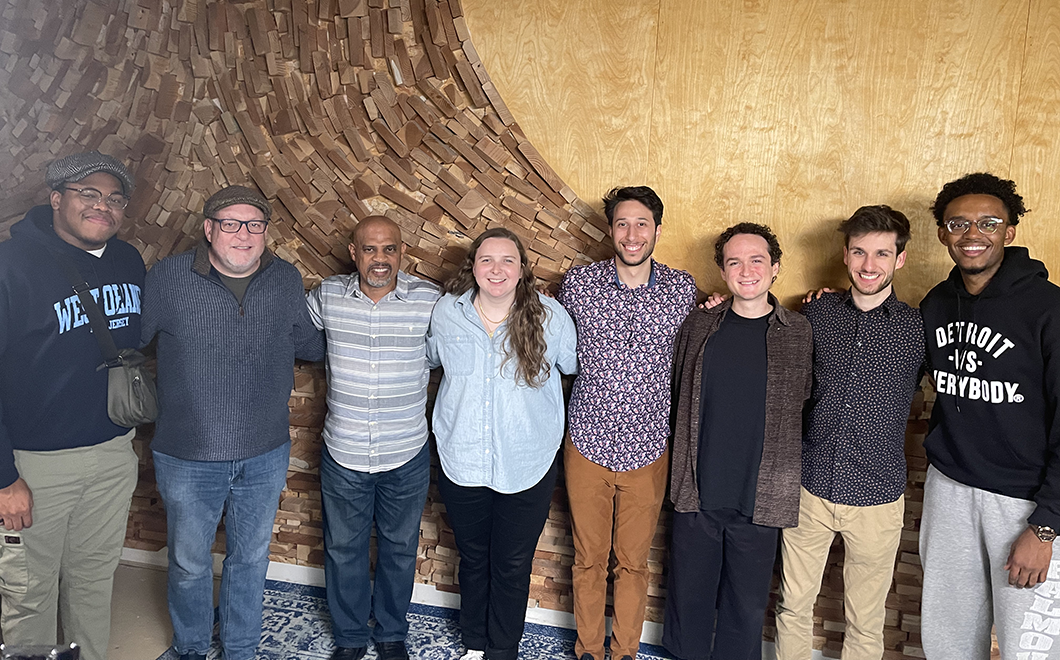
[615,246,654,268]
[848,271,893,296]
[362,267,394,289]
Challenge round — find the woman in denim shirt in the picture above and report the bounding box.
[427,227,577,660]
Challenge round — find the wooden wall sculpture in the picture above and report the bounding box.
[0,1,950,658]
[0,0,613,638]
[0,0,613,278]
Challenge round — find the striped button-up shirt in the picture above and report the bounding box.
[307,270,441,472]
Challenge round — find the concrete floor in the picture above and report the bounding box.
[109,562,173,660]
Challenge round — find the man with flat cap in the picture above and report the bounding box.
[0,151,143,660]
[141,185,325,660]
[306,216,441,660]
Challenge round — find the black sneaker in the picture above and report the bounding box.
[330,647,368,660]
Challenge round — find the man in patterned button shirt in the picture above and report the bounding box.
[774,205,924,660]
[557,186,697,660]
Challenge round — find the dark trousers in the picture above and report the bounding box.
[320,443,430,647]
[437,456,559,660]
[662,508,779,660]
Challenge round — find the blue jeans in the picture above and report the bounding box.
[153,442,290,660]
[320,442,430,647]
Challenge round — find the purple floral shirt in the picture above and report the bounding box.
[558,259,697,471]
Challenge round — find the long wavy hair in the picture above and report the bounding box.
[445,227,550,388]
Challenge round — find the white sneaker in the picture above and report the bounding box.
[459,651,485,660]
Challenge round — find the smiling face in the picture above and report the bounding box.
[720,233,779,306]
[938,193,1015,283]
[350,217,405,300]
[473,236,522,303]
[203,203,267,277]
[48,172,126,250]
[844,231,906,297]
[610,199,661,268]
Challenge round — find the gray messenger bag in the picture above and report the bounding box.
[56,256,158,428]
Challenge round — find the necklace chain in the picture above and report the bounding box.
[475,298,510,325]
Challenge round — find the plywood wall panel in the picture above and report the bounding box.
[675,0,1025,302]
[460,0,660,203]
[461,0,1056,307]
[1011,0,1060,270]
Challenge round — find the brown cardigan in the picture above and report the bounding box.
[669,296,813,528]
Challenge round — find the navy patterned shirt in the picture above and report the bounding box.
[558,258,697,471]
[801,290,925,506]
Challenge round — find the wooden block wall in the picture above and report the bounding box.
[1,0,936,658]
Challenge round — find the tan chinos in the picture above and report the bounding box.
[775,486,904,660]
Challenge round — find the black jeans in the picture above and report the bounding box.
[662,508,779,660]
[438,455,559,660]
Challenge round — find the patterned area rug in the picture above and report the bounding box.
[153,579,674,659]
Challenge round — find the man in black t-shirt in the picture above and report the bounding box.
[666,223,813,660]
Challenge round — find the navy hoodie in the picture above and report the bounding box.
[921,246,1060,528]
[0,205,145,489]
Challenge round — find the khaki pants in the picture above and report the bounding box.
[775,487,904,660]
[0,430,138,660]
[564,438,669,660]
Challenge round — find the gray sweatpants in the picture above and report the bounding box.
[921,465,1060,660]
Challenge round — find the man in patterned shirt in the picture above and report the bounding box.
[557,186,697,660]
[306,216,441,660]
[774,205,924,660]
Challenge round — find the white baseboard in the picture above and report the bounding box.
[120,548,817,658]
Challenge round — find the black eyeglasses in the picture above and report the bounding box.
[944,216,1005,235]
[210,218,268,234]
[64,187,129,210]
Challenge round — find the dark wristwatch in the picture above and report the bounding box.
[1035,525,1057,543]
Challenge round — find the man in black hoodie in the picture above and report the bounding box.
[0,152,144,660]
[920,172,1060,660]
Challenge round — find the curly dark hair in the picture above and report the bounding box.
[839,205,912,254]
[714,223,783,269]
[444,227,550,388]
[603,186,663,226]
[931,172,1028,226]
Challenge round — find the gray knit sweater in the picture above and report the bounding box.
[141,241,325,461]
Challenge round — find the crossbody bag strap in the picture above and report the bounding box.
[53,254,122,368]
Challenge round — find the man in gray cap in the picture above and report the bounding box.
[141,185,324,660]
[0,151,143,660]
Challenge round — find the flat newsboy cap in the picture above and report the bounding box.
[203,185,272,221]
[46,151,135,195]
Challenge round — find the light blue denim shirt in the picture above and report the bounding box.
[427,290,578,494]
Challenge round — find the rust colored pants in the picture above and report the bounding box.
[564,438,669,660]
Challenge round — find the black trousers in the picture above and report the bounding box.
[438,455,559,660]
[662,508,779,660]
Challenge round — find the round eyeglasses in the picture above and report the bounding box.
[210,218,268,234]
[64,186,129,210]
[943,216,1005,235]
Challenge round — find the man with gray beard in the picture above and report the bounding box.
[306,216,441,660]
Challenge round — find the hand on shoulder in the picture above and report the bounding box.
[803,288,837,304]
[698,292,729,310]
